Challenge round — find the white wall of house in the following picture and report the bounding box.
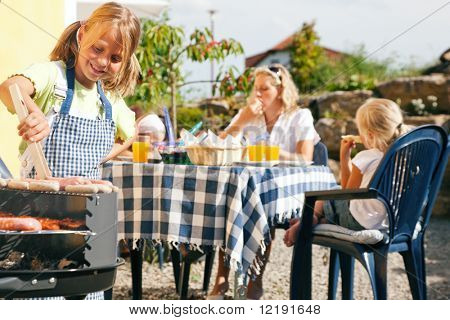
[255,50,291,68]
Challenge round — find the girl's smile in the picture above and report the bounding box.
[89,62,106,76]
[75,28,123,88]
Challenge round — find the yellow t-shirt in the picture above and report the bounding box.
[15,61,135,154]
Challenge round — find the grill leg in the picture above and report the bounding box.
[130,248,143,300]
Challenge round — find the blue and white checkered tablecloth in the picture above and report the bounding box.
[102,162,337,275]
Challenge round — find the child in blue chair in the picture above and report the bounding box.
[284,98,411,246]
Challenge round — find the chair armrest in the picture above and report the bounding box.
[297,189,379,243]
[304,188,378,201]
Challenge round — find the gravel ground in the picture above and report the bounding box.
[112,218,449,300]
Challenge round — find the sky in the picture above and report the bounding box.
[164,0,449,99]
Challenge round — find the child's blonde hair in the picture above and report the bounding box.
[50,2,141,96]
[253,63,300,113]
[356,98,410,152]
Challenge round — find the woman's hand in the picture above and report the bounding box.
[222,97,263,137]
[17,109,50,143]
[238,91,263,122]
[240,95,263,121]
[238,99,262,125]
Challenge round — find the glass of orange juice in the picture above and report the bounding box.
[132,135,150,163]
[265,145,280,161]
[247,144,265,161]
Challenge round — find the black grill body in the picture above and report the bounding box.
[0,188,121,298]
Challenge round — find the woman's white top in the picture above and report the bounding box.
[349,148,388,230]
[229,108,320,153]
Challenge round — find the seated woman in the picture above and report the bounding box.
[209,63,321,299]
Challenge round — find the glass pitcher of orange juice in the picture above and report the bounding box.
[132,135,150,163]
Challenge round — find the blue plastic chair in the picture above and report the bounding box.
[312,141,329,167]
[290,125,449,300]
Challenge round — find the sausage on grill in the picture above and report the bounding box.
[0,217,42,231]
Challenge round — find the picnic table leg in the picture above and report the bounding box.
[130,247,143,300]
[290,196,315,300]
[202,250,215,293]
[178,248,205,299]
[171,248,181,293]
[179,259,191,299]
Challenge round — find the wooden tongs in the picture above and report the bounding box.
[9,84,52,179]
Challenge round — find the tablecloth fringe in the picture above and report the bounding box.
[126,237,214,254]
[125,237,269,278]
[168,241,205,254]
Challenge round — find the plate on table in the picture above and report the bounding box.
[233,160,312,167]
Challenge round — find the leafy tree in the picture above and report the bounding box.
[213,66,255,98]
[128,18,247,134]
[289,21,324,93]
[289,22,421,93]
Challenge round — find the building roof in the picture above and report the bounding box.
[245,34,344,68]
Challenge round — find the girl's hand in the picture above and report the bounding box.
[340,138,356,161]
[17,109,50,143]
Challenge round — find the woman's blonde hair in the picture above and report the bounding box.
[356,98,410,152]
[253,63,299,113]
[49,2,141,96]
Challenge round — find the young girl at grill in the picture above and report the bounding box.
[283,99,411,247]
[0,2,141,299]
[209,64,321,299]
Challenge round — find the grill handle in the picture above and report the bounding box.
[0,276,57,292]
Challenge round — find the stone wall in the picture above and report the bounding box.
[307,78,449,218]
[376,74,450,113]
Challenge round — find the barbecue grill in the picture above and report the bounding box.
[0,187,122,299]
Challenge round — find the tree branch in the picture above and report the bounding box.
[178,80,219,88]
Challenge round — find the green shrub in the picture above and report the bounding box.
[176,107,205,130]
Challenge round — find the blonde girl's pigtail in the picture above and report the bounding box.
[49,21,81,67]
[392,122,412,142]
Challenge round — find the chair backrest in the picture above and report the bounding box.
[368,125,448,241]
[420,139,450,232]
[0,157,12,179]
[313,141,328,166]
